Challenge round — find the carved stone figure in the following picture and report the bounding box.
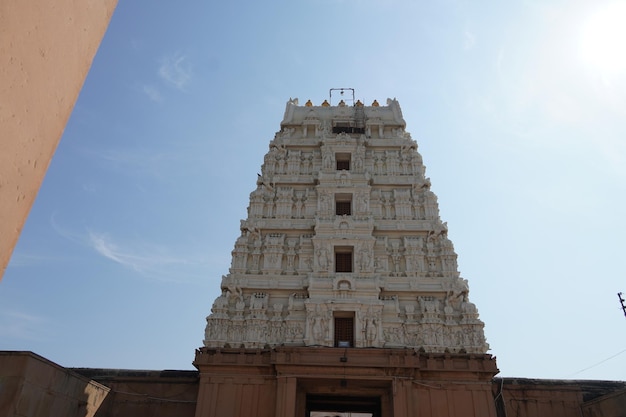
[317,247,328,269]
[322,146,333,170]
[359,247,371,271]
[357,191,369,213]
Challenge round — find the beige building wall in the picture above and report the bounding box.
[0,0,118,280]
[0,351,109,417]
[72,368,199,417]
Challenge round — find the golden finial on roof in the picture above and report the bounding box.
[321,100,330,107]
[372,100,379,107]
[338,100,346,107]
[305,99,313,107]
[356,100,363,107]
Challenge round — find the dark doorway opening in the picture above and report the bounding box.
[306,394,381,417]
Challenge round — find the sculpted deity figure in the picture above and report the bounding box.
[317,247,329,269]
[312,316,324,341]
[443,293,455,315]
[418,296,440,314]
[318,120,330,137]
[381,194,392,219]
[374,153,384,175]
[388,242,403,274]
[319,191,331,213]
[354,145,365,172]
[361,306,379,345]
[263,184,276,218]
[310,305,327,343]
[385,150,398,175]
[275,144,287,173]
[400,144,414,175]
[322,147,333,170]
[288,293,296,311]
[286,241,297,270]
[235,291,246,312]
[357,191,369,213]
[365,317,377,344]
[359,246,371,271]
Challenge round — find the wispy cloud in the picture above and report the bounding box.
[87,231,181,273]
[86,231,208,282]
[158,53,192,90]
[142,84,163,103]
[463,31,476,50]
[0,310,49,341]
[50,213,207,281]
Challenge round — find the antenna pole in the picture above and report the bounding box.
[619,292,626,318]
[329,88,355,106]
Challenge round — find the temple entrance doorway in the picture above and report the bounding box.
[306,394,380,417]
[296,377,392,417]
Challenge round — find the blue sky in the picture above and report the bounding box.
[2,0,626,380]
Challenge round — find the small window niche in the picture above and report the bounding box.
[336,153,351,171]
[335,246,353,273]
[335,193,352,216]
[334,311,355,347]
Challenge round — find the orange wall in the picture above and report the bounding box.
[0,0,118,280]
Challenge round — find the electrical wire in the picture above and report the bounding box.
[566,347,626,378]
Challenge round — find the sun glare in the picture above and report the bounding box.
[580,2,626,75]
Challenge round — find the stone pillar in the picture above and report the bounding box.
[0,0,118,280]
[392,378,414,417]
[275,376,297,417]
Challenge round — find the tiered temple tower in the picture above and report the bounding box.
[194,94,498,417]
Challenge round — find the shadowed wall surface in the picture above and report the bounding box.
[72,368,198,417]
[0,352,109,417]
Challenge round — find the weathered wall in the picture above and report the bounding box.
[581,387,626,417]
[494,378,626,417]
[73,369,198,417]
[0,351,109,417]
[195,374,276,417]
[413,384,497,417]
[194,349,277,417]
[0,0,118,280]
[496,379,583,417]
[3,350,626,417]
[194,347,499,417]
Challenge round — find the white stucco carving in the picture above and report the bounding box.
[204,98,489,353]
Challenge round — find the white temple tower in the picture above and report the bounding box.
[195,93,497,417]
[203,95,488,354]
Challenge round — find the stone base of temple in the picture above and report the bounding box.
[2,350,625,417]
[193,346,499,417]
